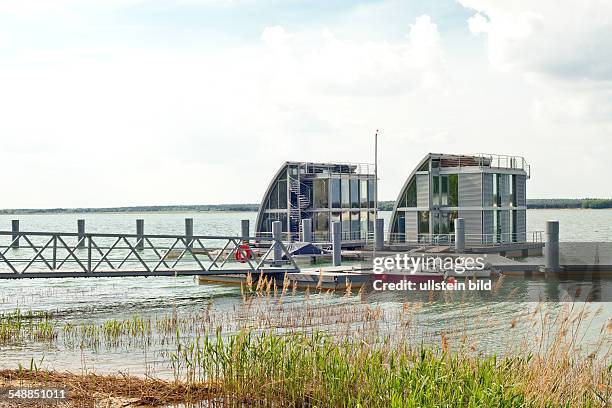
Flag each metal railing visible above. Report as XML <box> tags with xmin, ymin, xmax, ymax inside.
<box><xmin>299</xmin><ymin>162</ymin><xmax>376</xmax><ymax>176</ymax></box>
<box><xmin>387</xmin><ymin>231</ymin><xmax>543</xmax><ymax>247</ymax></box>
<box><xmin>0</xmin><ymin>231</ymin><xmax>300</xmax><ymax>279</ymax></box>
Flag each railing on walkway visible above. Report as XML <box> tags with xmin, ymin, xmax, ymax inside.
<box><xmin>387</xmin><ymin>231</ymin><xmax>544</xmax><ymax>248</ymax></box>
<box><xmin>0</xmin><ymin>231</ymin><xmax>300</xmax><ymax>279</ymax></box>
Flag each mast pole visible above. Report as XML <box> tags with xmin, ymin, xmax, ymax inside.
<box><xmin>373</xmin><ymin>129</ymin><xmax>379</xmax><ymax>258</ymax></box>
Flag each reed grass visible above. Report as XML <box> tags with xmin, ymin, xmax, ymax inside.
<box><xmin>0</xmin><ymin>279</ymin><xmax>610</xmax><ymax>407</ymax></box>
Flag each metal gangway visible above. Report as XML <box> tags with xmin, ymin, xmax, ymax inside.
<box><xmin>0</xmin><ymin>230</ymin><xmax>299</xmax><ymax>279</ymax></box>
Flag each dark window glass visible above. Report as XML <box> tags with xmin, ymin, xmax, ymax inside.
<box><xmin>269</xmin><ymin>183</ymin><xmax>279</xmax><ymax>209</ymax></box>
<box><xmin>360</xmin><ymin>210</ymin><xmax>368</xmax><ymax>238</ymax></box>
<box><xmin>314</xmin><ymin>212</ymin><xmax>329</xmax><ymax>241</ymax></box>
<box><xmin>406</xmin><ymin>179</ymin><xmax>417</xmax><ymax>207</ymax></box>
<box><xmin>278</xmin><ymin>213</ymin><xmax>288</xmax><ymax>232</ymax></box>
<box><xmin>331</xmin><ymin>179</ymin><xmax>341</xmax><ymax>208</ymax></box>
<box><xmin>350</xmin><ymin>179</ymin><xmax>359</xmax><ymax>209</ymax></box>
<box><xmin>433</xmin><ymin>212</ymin><xmax>440</xmax><ymax>235</ymax></box>
<box><xmin>440</xmin><ymin>176</ymin><xmax>448</xmax><ymax>205</ymax></box>
<box><xmin>510</xmin><ymin>175</ymin><xmax>517</xmax><ymax>207</ymax></box>
<box><xmin>448</xmin><ymin>174</ymin><xmax>458</xmax><ymax>206</ymax></box>
<box><xmin>493</xmin><ymin>174</ymin><xmax>501</xmax><ymax>207</ymax></box>
<box><xmin>341</xmin><ymin>179</ymin><xmax>350</xmax><ymax>207</ymax></box>
<box><xmin>261</xmin><ymin>213</ymin><xmax>271</xmax><ymax>233</ymax></box>
<box><xmin>331</xmin><ymin>212</ymin><xmax>341</xmax><ymax>238</ymax></box>
<box><xmin>277</xmin><ymin>179</ymin><xmax>287</xmax><ymax>209</ymax></box>
<box><xmin>360</xmin><ymin>180</ymin><xmax>368</xmax><ymax>208</ymax></box>
<box><xmin>341</xmin><ymin>211</ymin><xmax>350</xmax><ymax>239</ymax></box>
<box><xmin>313</xmin><ymin>179</ymin><xmax>329</xmax><ymax>209</ymax></box>
<box><xmin>368</xmin><ymin>179</ymin><xmax>376</xmax><ymax>208</ymax></box>
<box><xmin>351</xmin><ymin>211</ymin><xmax>360</xmax><ymax>239</ymax></box>
<box><xmin>418</xmin><ymin>211</ymin><xmax>429</xmax><ymax>236</ymax></box>
<box><xmin>433</xmin><ymin>175</ymin><xmax>440</xmax><ymax>206</ymax></box>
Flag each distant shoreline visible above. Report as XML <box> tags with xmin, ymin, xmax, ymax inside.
<box><xmin>0</xmin><ymin>199</ymin><xmax>611</xmax><ymax>215</ymax></box>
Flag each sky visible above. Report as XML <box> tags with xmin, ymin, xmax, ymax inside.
<box><xmin>1</xmin><ymin>0</ymin><xmax>611</xmax><ymax>208</ymax></box>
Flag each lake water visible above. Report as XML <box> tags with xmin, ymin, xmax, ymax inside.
<box><xmin>0</xmin><ymin>209</ymin><xmax>610</xmax><ymax>377</ymax></box>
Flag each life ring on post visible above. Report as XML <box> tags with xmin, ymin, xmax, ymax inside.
<box><xmin>235</xmin><ymin>243</ymin><xmax>254</xmax><ymax>263</ymax></box>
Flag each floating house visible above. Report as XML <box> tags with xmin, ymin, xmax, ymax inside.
<box><xmin>255</xmin><ymin>162</ymin><xmax>377</xmax><ymax>245</ymax></box>
<box><xmin>389</xmin><ymin>153</ymin><xmax>529</xmax><ymax>245</ymax></box>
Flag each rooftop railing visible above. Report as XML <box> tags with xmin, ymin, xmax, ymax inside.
<box><xmin>435</xmin><ymin>153</ymin><xmax>530</xmax><ymax>177</ymax></box>
<box><xmin>297</xmin><ymin>162</ymin><xmax>376</xmax><ymax>176</ymax></box>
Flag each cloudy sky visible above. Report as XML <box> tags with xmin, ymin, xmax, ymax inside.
<box><xmin>1</xmin><ymin>0</ymin><xmax>610</xmax><ymax>208</ymax></box>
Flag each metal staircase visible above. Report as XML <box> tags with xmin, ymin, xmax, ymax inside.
<box><xmin>288</xmin><ymin>176</ymin><xmax>312</xmax><ymax>240</ymax></box>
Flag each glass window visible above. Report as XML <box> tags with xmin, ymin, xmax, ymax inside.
<box><xmin>418</xmin><ymin>211</ymin><xmax>429</xmax><ymax>236</ymax></box>
<box><xmin>350</xmin><ymin>179</ymin><xmax>359</xmax><ymax>208</ymax></box>
<box><xmin>331</xmin><ymin>179</ymin><xmax>341</xmax><ymax>208</ymax></box>
<box><xmin>350</xmin><ymin>211</ymin><xmax>360</xmax><ymax>239</ymax></box>
<box><xmin>393</xmin><ymin>213</ymin><xmax>405</xmax><ymax>243</ymax></box>
<box><xmin>368</xmin><ymin>210</ymin><xmax>375</xmax><ymax>233</ymax></box>
<box><xmin>433</xmin><ymin>175</ymin><xmax>440</xmax><ymax>206</ymax></box>
<box><xmin>360</xmin><ymin>179</ymin><xmax>368</xmax><ymax>208</ymax></box>
<box><xmin>261</xmin><ymin>213</ymin><xmax>271</xmax><ymax>233</ymax></box>
<box><xmin>510</xmin><ymin>175</ymin><xmax>516</xmax><ymax>207</ymax></box>
<box><xmin>511</xmin><ymin>210</ymin><xmax>517</xmax><ymax>242</ymax></box>
<box><xmin>448</xmin><ymin>174</ymin><xmax>458</xmax><ymax>206</ymax></box>
<box><xmin>313</xmin><ymin>212</ymin><xmax>329</xmax><ymax>241</ymax></box>
<box><xmin>341</xmin><ymin>211</ymin><xmax>351</xmax><ymax>239</ymax></box>
<box><xmin>449</xmin><ymin>211</ymin><xmax>458</xmax><ymax>233</ymax></box>
<box><xmin>360</xmin><ymin>210</ymin><xmax>368</xmax><ymax>239</ymax></box>
<box><xmin>493</xmin><ymin>210</ymin><xmax>501</xmax><ymax>242</ymax></box>
<box><xmin>331</xmin><ymin>212</ymin><xmax>341</xmax><ymax>237</ymax></box>
<box><xmin>368</xmin><ymin>179</ymin><xmax>376</xmax><ymax>208</ymax></box>
<box><xmin>269</xmin><ymin>183</ymin><xmax>279</xmax><ymax>209</ymax></box>
<box><xmin>278</xmin><ymin>213</ymin><xmax>288</xmax><ymax>232</ymax></box>
<box><xmin>433</xmin><ymin>212</ymin><xmax>440</xmax><ymax>235</ymax></box>
<box><xmin>341</xmin><ymin>179</ymin><xmax>350</xmax><ymax>208</ymax></box>
<box><xmin>313</xmin><ymin>179</ymin><xmax>329</xmax><ymax>209</ymax></box>
<box><xmin>406</xmin><ymin>179</ymin><xmax>417</xmax><ymax>207</ymax></box>
<box><xmin>441</xmin><ymin>176</ymin><xmax>448</xmax><ymax>206</ymax></box>
<box><xmin>493</xmin><ymin>174</ymin><xmax>501</xmax><ymax>207</ymax></box>
<box><xmin>277</xmin><ymin>179</ymin><xmax>287</xmax><ymax>209</ymax></box>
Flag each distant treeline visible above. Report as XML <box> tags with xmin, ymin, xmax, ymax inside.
<box><xmin>526</xmin><ymin>199</ymin><xmax>612</xmax><ymax>209</ymax></box>
<box><xmin>0</xmin><ymin>199</ymin><xmax>610</xmax><ymax>215</ymax></box>
<box><xmin>0</xmin><ymin>204</ymin><xmax>260</xmax><ymax>215</ymax></box>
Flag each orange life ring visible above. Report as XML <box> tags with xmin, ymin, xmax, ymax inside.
<box><xmin>235</xmin><ymin>243</ymin><xmax>253</xmax><ymax>263</ymax></box>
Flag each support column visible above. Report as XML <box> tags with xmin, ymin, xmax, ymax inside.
<box><xmin>332</xmin><ymin>221</ymin><xmax>341</xmax><ymax>266</ymax></box>
<box><xmin>185</xmin><ymin>218</ymin><xmax>194</xmax><ymax>248</ymax></box>
<box><xmin>10</xmin><ymin>220</ymin><xmax>19</xmax><ymax>248</ymax></box>
<box><xmin>272</xmin><ymin>220</ymin><xmax>282</xmax><ymax>266</ymax></box>
<box><xmin>241</xmin><ymin>219</ymin><xmax>250</xmax><ymax>242</ymax></box>
<box><xmin>454</xmin><ymin>218</ymin><xmax>465</xmax><ymax>253</ymax></box>
<box><xmin>544</xmin><ymin>220</ymin><xmax>560</xmax><ymax>272</ymax></box>
<box><xmin>301</xmin><ymin>218</ymin><xmax>312</xmax><ymax>243</ymax></box>
<box><xmin>375</xmin><ymin>218</ymin><xmax>384</xmax><ymax>251</ymax></box>
<box><xmin>136</xmin><ymin>219</ymin><xmax>144</xmax><ymax>250</ymax></box>
<box><xmin>77</xmin><ymin>219</ymin><xmax>86</xmax><ymax>249</ymax></box>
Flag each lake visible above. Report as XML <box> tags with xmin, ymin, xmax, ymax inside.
<box><xmin>0</xmin><ymin>209</ymin><xmax>610</xmax><ymax>377</ymax></box>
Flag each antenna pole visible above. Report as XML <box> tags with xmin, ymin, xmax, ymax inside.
<box><xmin>373</xmin><ymin>129</ymin><xmax>379</xmax><ymax>259</ymax></box>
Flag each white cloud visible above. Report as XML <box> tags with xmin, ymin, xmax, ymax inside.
<box><xmin>459</xmin><ymin>0</ymin><xmax>612</xmax><ymax>81</ymax></box>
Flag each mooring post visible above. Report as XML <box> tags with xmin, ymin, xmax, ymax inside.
<box><xmin>136</xmin><ymin>219</ymin><xmax>144</xmax><ymax>250</ymax></box>
<box><xmin>301</xmin><ymin>218</ymin><xmax>312</xmax><ymax>243</ymax></box>
<box><xmin>241</xmin><ymin>219</ymin><xmax>250</xmax><ymax>242</ymax></box>
<box><xmin>375</xmin><ymin>218</ymin><xmax>384</xmax><ymax>251</ymax></box>
<box><xmin>544</xmin><ymin>220</ymin><xmax>560</xmax><ymax>273</ymax></box>
<box><xmin>77</xmin><ymin>219</ymin><xmax>86</xmax><ymax>249</ymax></box>
<box><xmin>332</xmin><ymin>221</ymin><xmax>341</xmax><ymax>266</ymax></box>
<box><xmin>454</xmin><ymin>218</ymin><xmax>465</xmax><ymax>253</ymax></box>
<box><xmin>272</xmin><ymin>220</ymin><xmax>282</xmax><ymax>266</ymax></box>
<box><xmin>185</xmin><ymin>218</ymin><xmax>194</xmax><ymax>248</ymax></box>
<box><xmin>10</xmin><ymin>220</ymin><xmax>19</xmax><ymax>248</ymax></box>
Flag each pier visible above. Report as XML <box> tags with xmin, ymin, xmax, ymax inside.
<box><xmin>0</xmin><ymin>219</ymin><xmax>300</xmax><ymax>279</ymax></box>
